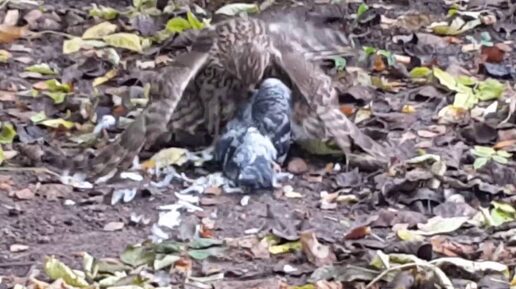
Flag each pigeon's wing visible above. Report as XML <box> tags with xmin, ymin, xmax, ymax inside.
<box><xmin>270</xmin><ymin>44</ymin><xmax>389</xmax><ymax>166</ymax></box>
<box><xmin>87</xmin><ymin>30</ymin><xmax>215</xmax><ymax>178</ymax></box>
<box><xmin>251</xmin><ymin>78</ymin><xmax>293</xmax><ymax>163</ymax></box>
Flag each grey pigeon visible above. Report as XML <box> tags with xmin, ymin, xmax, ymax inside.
<box><xmin>214</xmin><ymin>78</ymin><xmax>293</xmax><ymax>190</ymax></box>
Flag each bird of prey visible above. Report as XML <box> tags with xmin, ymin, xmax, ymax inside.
<box><xmin>214</xmin><ymin>78</ymin><xmax>292</xmax><ymax>189</ymax></box>
<box><xmin>76</xmin><ymin>8</ymin><xmax>389</xmax><ymax>180</ymax></box>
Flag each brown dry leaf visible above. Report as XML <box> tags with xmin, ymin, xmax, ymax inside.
<box><xmin>493</xmin><ymin>139</ymin><xmax>516</xmax><ymax>149</ymax></box>
<box><xmin>481</xmin><ymin>46</ymin><xmax>505</xmax><ymax>63</ymax></box>
<box><xmin>174</xmin><ymin>257</ymin><xmax>192</xmax><ymax>275</ymax></box>
<box><xmin>287</xmin><ymin>157</ymin><xmax>308</xmax><ymax>174</ymax></box>
<box><xmin>430</xmin><ymin>236</ymin><xmax>476</xmax><ymax>258</ymax></box>
<box><xmin>315</xmin><ymin>280</ymin><xmax>343</xmax><ymax>289</ymax></box>
<box><xmin>299</xmin><ymin>230</ymin><xmax>336</xmax><ymax>267</ymax></box>
<box><xmin>372</xmin><ymin>54</ymin><xmax>386</xmax><ymax>72</ymax></box>
<box><xmin>0</xmin><ymin>90</ymin><xmax>16</xmax><ymax>102</ymax></box>
<box><xmin>37</xmin><ymin>184</ymin><xmax>73</xmax><ymax>200</ymax></box>
<box><xmin>344</xmin><ymin>225</ymin><xmax>371</xmax><ymax>240</ymax></box>
<box><xmin>0</xmin><ymin>24</ymin><xmax>28</xmax><ymax>44</ymax></box>
<box><xmin>11</xmin><ymin>188</ymin><xmax>35</xmax><ymax>200</ymax></box>
<box><xmin>103</xmin><ymin>221</ymin><xmax>124</xmax><ymax>231</ymax></box>
<box><xmin>250</xmin><ymin>237</ymin><xmax>270</xmax><ymax>259</ymax></box>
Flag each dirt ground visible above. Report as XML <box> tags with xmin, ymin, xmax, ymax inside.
<box><xmin>0</xmin><ymin>0</ymin><xmax>515</xmax><ymax>288</ymax></box>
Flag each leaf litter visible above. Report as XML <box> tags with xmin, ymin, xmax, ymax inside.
<box><xmin>0</xmin><ymin>0</ymin><xmax>515</xmax><ymax>289</ymax></box>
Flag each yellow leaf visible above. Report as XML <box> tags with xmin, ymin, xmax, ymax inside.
<box><xmin>149</xmin><ymin>147</ymin><xmax>189</xmax><ymax>169</ymax></box>
<box><xmin>63</xmin><ymin>37</ymin><xmax>82</xmax><ymax>54</ymax></box>
<box><xmin>269</xmin><ymin>241</ymin><xmax>302</xmax><ymax>255</ymax></box>
<box><xmin>432</xmin><ymin>66</ymin><xmax>457</xmax><ymax>91</ymax></box>
<box><xmin>92</xmin><ymin>69</ymin><xmax>118</xmax><ymax>86</ymax></box>
<box><xmin>103</xmin><ymin>33</ymin><xmax>142</xmax><ymax>53</ymax></box>
<box><xmin>82</xmin><ymin>21</ymin><xmax>117</xmax><ymax>39</ymax></box>
<box><xmin>39</xmin><ymin>118</ymin><xmax>75</xmax><ymax>129</ymax></box>
<box><xmin>44</xmin><ymin>256</ymin><xmax>89</xmax><ymax>287</ymax></box>
<box><xmin>0</xmin><ymin>49</ymin><xmax>12</xmax><ymax>62</ymax></box>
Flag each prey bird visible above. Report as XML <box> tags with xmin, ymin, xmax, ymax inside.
<box><xmin>77</xmin><ymin>8</ymin><xmax>390</xmax><ymax>180</ymax></box>
<box><xmin>214</xmin><ymin>78</ymin><xmax>292</xmax><ymax>189</ymax></box>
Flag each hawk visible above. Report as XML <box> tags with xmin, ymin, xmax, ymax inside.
<box><xmin>77</xmin><ymin>8</ymin><xmax>389</xmax><ymax>179</ymax></box>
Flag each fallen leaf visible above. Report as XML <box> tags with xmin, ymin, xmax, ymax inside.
<box><xmin>39</xmin><ymin>118</ymin><xmax>75</xmax><ymax>129</ymax></box>
<box><xmin>82</xmin><ymin>21</ymin><xmax>117</xmax><ymax>39</ymax></box>
<box><xmin>103</xmin><ymin>221</ymin><xmax>125</xmax><ymax>231</ymax></box>
<box><xmin>417</xmin><ymin>216</ymin><xmax>469</xmax><ymax>235</ymax></box>
<box><xmin>0</xmin><ymin>122</ymin><xmax>17</xmax><ymax>144</ymax></box>
<box><xmin>103</xmin><ymin>33</ymin><xmax>142</xmax><ymax>52</ymax></box>
<box><xmin>300</xmin><ymin>231</ymin><xmax>336</xmax><ymax>267</ymax></box>
<box><xmin>44</xmin><ymin>256</ymin><xmax>89</xmax><ymax>287</ymax></box>
<box><xmin>344</xmin><ymin>225</ymin><xmax>371</xmax><ymax>240</ymax></box>
<box><xmin>146</xmin><ymin>147</ymin><xmax>189</xmax><ymax>169</ymax></box>
<box><xmin>12</xmin><ymin>188</ymin><xmax>35</xmax><ymax>200</ymax></box>
<box><xmin>25</xmin><ymin>63</ymin><xmax>57</xmax><ymax>75</ymax></box>
<box><xmin>10</xmin><ymin>244</ymin><xmax>29</xmax><ymax>252</ymax></box>
<box><xmin>89</xmin><ymin>4</ymin><xmax>119</xmax><ymax>20</ymax></box>
<box><xmin>92</xmin><ymin>69</ymin><xmax>118</xmax><ymax>86</ymax></box>
<box><xmin>0</xmin><ymin>49</ymin><xmax>12</xmax><ymax>62</ymax></box>
<box><xmin>215</xmin><ymin>3</ymin><xmax>259</xmax><ymax>16</ymax></box>
<box><xmin>0</xmin><ymin>24</ymin><xmax>28</xmax><ymax>44</ymax></box>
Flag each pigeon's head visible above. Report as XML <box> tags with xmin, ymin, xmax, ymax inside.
<box><xmin>237</xmin><ymin>155</ymin><xmax>274</xmax><ymax>190</ymax></box>
<box><xmin>259</xmin><ymin>78</ymin><xmax>292</xmax><ymax>100</ymax></box>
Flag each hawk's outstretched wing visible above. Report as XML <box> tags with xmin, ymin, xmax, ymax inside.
<box><xmin>270</xmin><ymin>44</ymin><xmax>389</xmax><ymax>168</ymax></box>
<box><xmin>87</xmin><ymin>30</ymin><xmax>215</xmax><ymax>178</ymax></box>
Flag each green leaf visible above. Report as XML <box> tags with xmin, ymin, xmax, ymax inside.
<box><xmin>0</xmin><ymin>122</ymin><xmax>16</xmax><ymax>144</ymax></box>
<box><xmin>82</xmin><ymin>21</ymin><xmax>118</xmax><ymax>39</ymax></box>
<box><xmin>473</xmin><ymin>157</ymin><xmax>489</xmax><ymax>170</ymax></box>
<box><xmin>25</xmin><ymin>63</ymin><xmax>57</xmax><ymax>75</ymax></box>
<box><xmin>89</xmin><ymin>5</ymin><xmax>119</xmax><ymax>20</ymax></box>
<box><xmin>357</xmin><ymin>3</ymin><xmax>369</xmax><ymax>17</ymax></box>
<box><xmin>45</xmin><ymin>79</ymin><xmax>72</xmax><ymax>92</ymax></box>
<box><xmin>363</xmin><ymin>46</ymin><xmax>376</xmax><ymax>56</ymax></box>
<box><xmin>332</xmin><ymin>56</ymin><xmax>346</xmax><ymax>71</ymax></box>
<box><xmin>495</xmin><ymin>150</ymin><xmax>512</xmax><ymax>158</ymax></box>
<box><xmin>188</xmin><ymin>238</ymin><xmax>224</xmax><ymax>249</ymax></box>
<box><xmin>472</xmin><ymin>146</ymin><xmax>496</xmax><ymax>157</ymax></box>
<box><xmin>165</xmin><ymin>17</ymin><xmax>192</xmax><ymax>33</ymax></box>
<box><xmin>409</xmin><ymin>67</ymin><xmax>432</xmax><ymax>78</ymax></box>
<box><xmin>103</xmin><ymin>33</ymin><xmax>143</xmax><ymax>53</ymax></box>
<box><xmin>63</xmin><ymin>37</ymin><xmax>82</xmax><ymax>54</ymax></box>
<box><xmin>43</xmin><ymin>91</ymin><xmax>67</xmax><ymax>104</ymax></box>
<box><xmin>432</xmin><ymin>66</ymin><xmax>456</xmax><ymax>91</ymax></box>
<box><xmin>187</xmin><ymin>11</ymin><xmax>205</xmax><ymax>30</ymax></box>
<box><xmin>0</xmin><ymin>147</ymin><xmax>4</xmax><ymax>165</ymax></box>
<box><xmin>154</xmin><ymin>240</ymin><xmax>185</xmax><ymax>254</ymax></box>
<box><xmin>30</xmin><ymin>111</ymin><xmax>47</xmax><ymax>123</ymax></box>
<box><xmin>453</xmin><ymin>89</ymin><xmax>477</xmax><ymax>109</ymax></box>
<box><xmin>188</xmin><ymin>247</ymin><xmax>226</xmax><ymax>260</ymax></box>
<box><xmin>44</xmin><ymin>256</ymin><xmax>89</xmax><ymax>287</ymax></box>
<box><xmin>120</xmin><ymin>245</ymin><xmax>155</xmax><ymax>267</ymax></box>
<box><xmin>456</xmin><ymin>75</ymin><xmax>477</xmax><ymax>86</ymax></box>
<box><xmin>154</xmin><ymin>254</ymin><xmax>181</xmax><ymax>270</ymax></box>
<box><xmin>476</xmin><ymin>78</ymin><xmax>504</xmax><ymax>101</ymax></box>
<box><xmin>417</xmin><ymin>216</ymin><xmax>469</xmax><ymax>236</ymax></box>
<box><xmin>215</xmin><ymin>3</ymin><xmax>259</xmax><ymax>16</ymax></box>
<box><xmin>492</xmin><ymin>201</ymin><xmax>516</xmax><ymax>214</ymax></box>
<box><xmin>492</xmin><ymin>155</ymin><xmax>508</xmax><ymax>164</ymax></box>
<box><xmin>133</xmin><ymin>0</ymin><xmax>154</xmax><ymax>9</ymax></box>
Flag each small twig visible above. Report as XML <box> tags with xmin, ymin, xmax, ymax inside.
<box><xmin>0</xmin><ymin>166</ymin><xmax>61</xmax><ymax>177</ymax></box>
<box><xmin>27</xmin><ymin>30</ymin><xmax>75</xmax><ymax>40</ymax></box>
<box><xmin>365</xmin><ymin>263</ymin><xmax>419</xmax><ymax>289</ymax></box>
<box><xmin>0</xmin><ymin>261</ymin><xmax>34</xmax><ymax>268</ymax></box>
